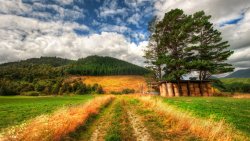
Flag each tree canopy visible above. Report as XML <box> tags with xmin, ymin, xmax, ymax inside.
<box><xmin>144</xmin><ymin>9</ymin><xmax>234</xmax><ymax>82</ymax></box>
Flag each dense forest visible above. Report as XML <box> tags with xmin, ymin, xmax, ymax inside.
<box><xmin>66</xmin><ymin>56</ymin><xmax>149</xmax><ymax>75</ymax></box>
<box><xmin>0</xmin><ymin>56</ymin><xmax>149</xmax><ymax>96</ymax></box>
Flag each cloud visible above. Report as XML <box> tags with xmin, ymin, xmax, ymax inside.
<box><xmin>98</xmin><ymin>0</ymin><xmax>127</xmax><ymax>17</ymax></box>
<box><xmin>0</xmin><ymin>14</ymin><xmax>145</xmax><ymax>66</ymax></box>
<box><xmin>127</xmin><ymin>13</ymin><xmax>141</xmax><ymax>26</ymax></box>
<box><xmin>0</xmin><ymin>0</ymin><xmax>32</xmax><ymax>15</ymax></box>
<box><xmin>56</xmin><ymin>0</ymin><xmax>74</xmax><ymax>5</ymax></box>
<box><xmin>0</xmin><ymin>1</ymin><xmax>85</xmax><ymax>23</ymax></box>
<box><xmin>100</xmin><ymin>24</ymin><xmax>131</xmax><ymax>33</ymax></box>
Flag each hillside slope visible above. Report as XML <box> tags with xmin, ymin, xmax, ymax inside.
<box><xmin>225</xmin><ymin>68</ymin><xmax>250</xmax><ymax>78</ymax></box>
<box><xmin>68</xmin><ymin>75</ymin><xmax>148</xmax><ymax>93</ymax></box>
<box><xmin>66</xmin><ymin>55</ymin><xmax>149</xmax><ymax>75</ymax></box>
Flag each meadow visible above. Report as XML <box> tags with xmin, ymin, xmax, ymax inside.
<box><xmin>214</xmin><ymin>78</ymin><xmax>250</xmax><ymax>93</ymax></box>
<box><xmin>0</xmin><ymin>95</ymin><xmax>94</xmax><ymax>130</ymax></box>
<box><xmin>220</xmin><ymin>78</ymin><xmax>250</xmax><ymax>84</ymax></box>
<box><xmin>0</xmin><ymin>95</ymin><xmax>249</xmax><ymax>141</ymax></box>
<box><xmin>163</xmin><ymin>97</ymin><xmax>250</xmax><ymax>136</ymax></box>
<box><xmin>68</xmin><ymin>75</ymin><xmax>147</xmax><ymax>93</ymax></box>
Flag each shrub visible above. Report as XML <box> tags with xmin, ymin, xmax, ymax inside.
<box><xmin>110</xmin><ymin>88</ymin><xmax>135</xmax><ymax>94</ymax></box>
<box><xmin>110</xmin><ymin>91</ymin><xmax>122</xmax><ymax>95</ymax></box>
<box><xmin>21</xmin><ymin>91</ymin><xmax>40</xmax><ymax>96</ymax></box>
<box><xmin>122</xmin><ymin>88</ymin><xmax>135</xmax><ymax>94</ymax></box>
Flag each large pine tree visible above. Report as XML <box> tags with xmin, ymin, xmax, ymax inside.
<box><xmin>189</xmin><ymin>11</ymin><xmax>234</xmax><ymax>80</ymax></box>
<box><xmin>157</xmin><ymin>9</ymin><xmax>193</xmax><ymax>81</ymax></box>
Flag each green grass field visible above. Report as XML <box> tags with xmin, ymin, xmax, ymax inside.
<box><xmin>163</xmin><ymin>97</ymin><xmax>250</xmax><ymax>135</ymax></box>
<box><xmin>220</xmin><ymin>78</ymin><xmax>250</xmax><ymax>84</ymax></box>
<box><xmin>0</xmin><ymin>95</ymin><xmax>94</xmax><ymax>130</ymax></box>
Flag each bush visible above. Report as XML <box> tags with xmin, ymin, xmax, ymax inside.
<box><xmin>121</xmin><ymin>88</ymin><xmax>135</xmax><ymax>94</ymax></box>
<box><xmin>110</xmin><ymin>91</ymin><xmax>122</xmax><ymax>95</ymax></box>
<box><xmin>21</xmin><ymin>91</ymin><xmax>40</xmax><ymax>96</ymax></box>
<box><xmin>110</xmin><ymin>88</ymin><xmax>135</xmax><ymax>94</ymax></box>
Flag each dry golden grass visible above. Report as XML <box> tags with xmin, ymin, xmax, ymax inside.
<box><xmin>232</xmin><ymin>94</ymin><xmax>250</xmax><ymax>99</ymax></box>
<box><xmin>136</xmin><ymin>95</ymin><xmax>248</xmax><ymax>141</ymax></box>
<box><xmin>0</xmin><ymin>95</ymin><xmax>115</xmax><ymax>141</ymax></box>
<box><xmin>68</xmin><ymin>75</ymin><xmax>148</xmax><ymax>93</ymax></box>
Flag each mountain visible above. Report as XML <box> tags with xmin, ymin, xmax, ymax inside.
<box><xmin>66</xmin><ymin>55</ymin><xmax>149</xmax><ymax>75</ymax></box>
<box><xmin>225</xmin><ymin>68</ymin><xmax>250</xmax><ymax>78</ymax></box>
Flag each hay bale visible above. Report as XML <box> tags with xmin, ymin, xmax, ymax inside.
<box><xmin>201</xmin><ymin>83</ymin><xmax>209</xmax><ymax>96</ymax></box>
<box><xmin>167</xmin><ymin>83</ymin><xmax>174</xmax><ymax>97</ymax></box>
<box><xmin>194</xmin><ymin>83</ymin><xmax>201</xmax><ymax>96</ymax></box>
<box><xmin>159</xmin><ymin>84</ymin><xmax>163</xmax><ymax>96</ymax></box>
<box><xmin>188</xmin><ymin>83</ymin><xmax>195</xmax><ymax>96</ymax></box>
<box><xmin>181</xmin><ymin>83</ymin><xmax>188</xmax><ymax>96</ymax></box>
<box><xmin>165</xmin><ymin>82</ymin><xmax>169</xmax><ymax>96</ymax></box>
<box><xmin>207</xmin><ymin>83</ymin><xmax>213</xmax><ymax>96</ymax></box>
<box><xmin>162</xmin><ymin>83</ymin><xmax>167</xmax><ymax>97</ymax></box>
<box><xmin>173</xmin><ymin>84</ymin><xmax>180</xmax><ymax>97</ymax></box>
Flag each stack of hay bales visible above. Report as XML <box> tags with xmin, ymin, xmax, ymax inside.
<box><xmin>158</xmin><ymin>80</ymin><xmax>213</xmax><ymax>97</ymax></box>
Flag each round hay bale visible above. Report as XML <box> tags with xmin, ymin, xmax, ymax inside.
<box><xmin>159</xmin><ymin>84</ymin><xmax>163</xmax><ymax>96</ymax></box>
<box><xmin>162</xmin><ymin>83</ymin><xmax>167</xmax><ymax>97</ymax></box>
<box><xmin>173</xmin><ymin>84</ymin><xmax>180</xmax><ymax>97</ymax></box>
<box><xmin>167</xmin><ymin>83</ymin><xmax>174</xmax><ymax>97</ymax></box>
<box><xmin>181</xmin><ymin>83</ymin><xmax>188</xmax><ymax>96</ymax></box>
<box><xmin>194</xmin><ymin>83</ymin><xmax>201</xmax><ymax>96</ymax></box>
<box><xmin>188</xmin><ymin>83</ymin><xmax>195</xmax><ymax>96</ymax></box>
<box><xmin>201</xmin><ymin>83</ymin><xmax>209</xmax><ymax>96</ymax></box>
<box><xmin>207</xmin><ymin>83</ymin><xmax>213</xmax><ymax>96</ymax></box>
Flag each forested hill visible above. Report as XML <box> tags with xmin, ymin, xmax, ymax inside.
<box><xmin>0</xmin><ymin>56</ymin><xmax>149</xmax><ymax>78</ymax></box>
<box><xmin>66</xmin><ymin>55</ymin><xmax>149</xmax><ymax>75</ymax></box>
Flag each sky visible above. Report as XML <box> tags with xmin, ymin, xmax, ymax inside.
<box><xmin>0</xmin><ymin>0</ymin><xmax>250</xmax><ymax>71</ymax></box>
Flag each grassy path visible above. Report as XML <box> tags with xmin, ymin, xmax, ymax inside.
<box><xmin>125</xmin><ymin>97</ymin><xmax>200</xmax><ymax>141</ymax></box>
<box><xmin>74</xmin><ymin>96</ymin><xmax>200</xmax><ymax>141</ymax></box>
<box><xmin>66</xmin><ymin>98</ymin><xmax>116</xmax><ymax>141</ymax></box>
<box><xmin>66</xmin><ymin>97</ymin><xmax>136</xmax><ymax>141</ymax></box>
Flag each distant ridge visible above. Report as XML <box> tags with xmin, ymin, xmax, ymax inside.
<box><xmin>225</xmin><ymin>68</ymin><xmax>250</xmax><ymax>78</ymax></box>
<box><xmin>0</xmin><ymin>57</ymin><xmax>73</xmax><ymax>67</ymax></box>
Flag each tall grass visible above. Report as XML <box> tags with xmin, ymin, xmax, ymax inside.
<box><xmin>137</xmin><ymin>95</ymin><xmax>248</xmax><ymax>141</ymax></box>
<box><xmin>0</xmin><ymin>95</ymin><xmax>115</xmax><ymax>141</ymax></box>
